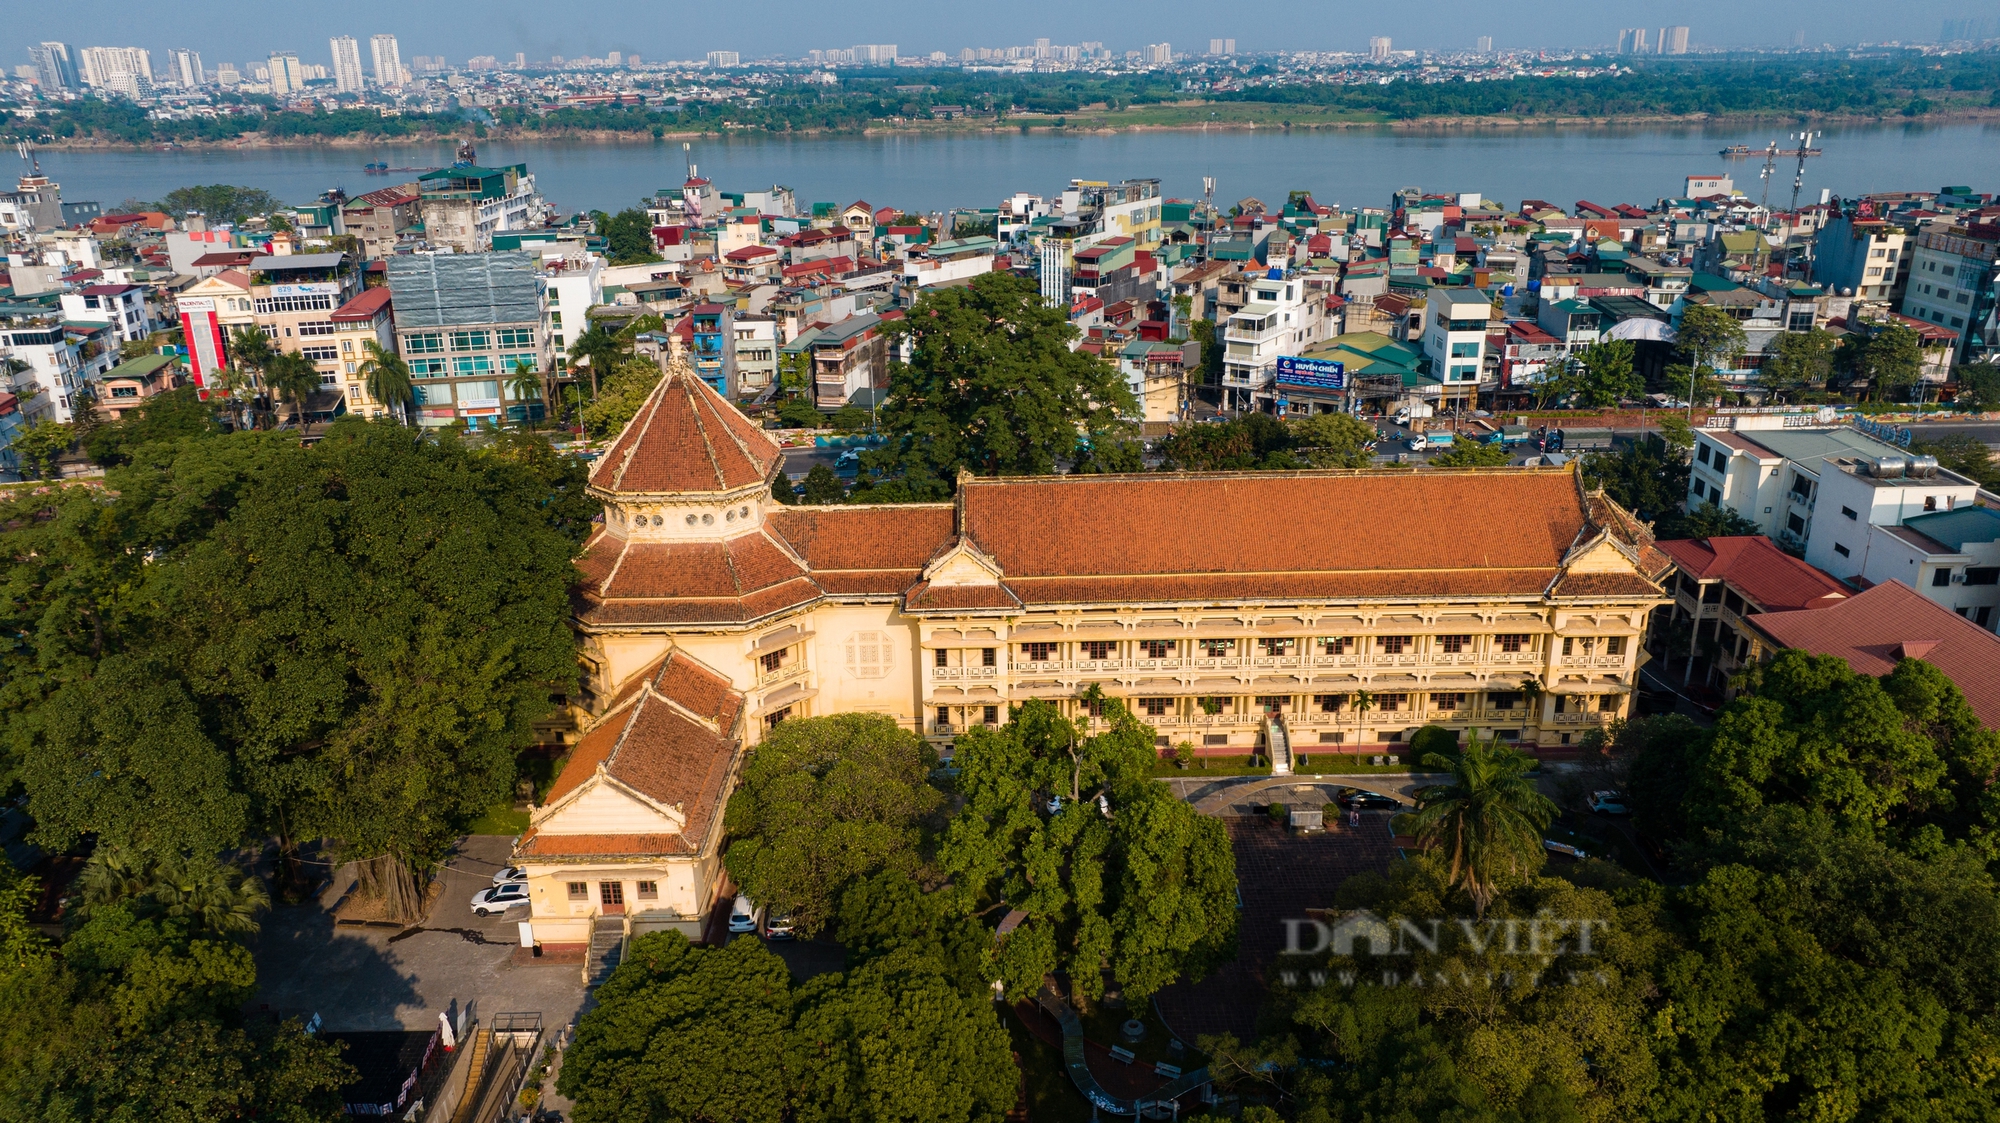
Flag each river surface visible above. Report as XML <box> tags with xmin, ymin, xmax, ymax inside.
<box><xmin>33</xmin><ymin>121</ymin><xmax>2000</xmax><ymax>217</ymax></box>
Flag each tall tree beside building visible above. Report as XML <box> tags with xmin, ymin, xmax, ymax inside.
<box><xmin>588</xmin><ymin>208</ymin><xmax>661</xmax><ymax>265</ymax></box>
<box><xmin>1860</xmin><ymin>323</ymin><xmax>1925</xmax><ymax>401</ymax></box>
<box><xmin>1</xmin><ymin>422</ymin><xmax>584</xmax><ymax>921</ymax></box>
<box><xmin>861</xmin><ymin>272</ymin><xmax>1139</xmax><ymax>501</ymax></box>
<box><xmin>1561</xmin><ymin>339</ymin><xmax>1643</xmax><ymax>408</ymax></box>
<box><xmin>721</xmin><ymin>714</ymin><xmax>944</xmax><ymax>938</ymax></box>
<box><xmin>1759</xmin><ymin>328</ymin><xmax>1838</xmax><ymax>402</ymax></box>
<box><xmin>940</xmin><ymin>697</ymin><xmax>1237</xmax><ymax>1003</ymax></box>
<box><xmin>1673</xmin><ymin>304</ymin><xmax>1748</xmax><ymax>380</ymax></box>
<box><xmin>356</xmin><ymin>339</ymin><xmax>414</xmax><ymax>423</ymax></box>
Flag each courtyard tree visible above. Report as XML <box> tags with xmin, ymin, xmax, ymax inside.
<box><xmin>1407</xmin><ymin>731</ymin><xmax>1557</xmax><ymax>916</ymax></box>
<box><xmin>721</xmin><ymin>714</ymin><xmax>945</xmax><ymax>938</ymax></box>
<box><xmin>940</xmin><ymin>697</ymin><xmax>1237</xmax><ymax>1003</ymax></box>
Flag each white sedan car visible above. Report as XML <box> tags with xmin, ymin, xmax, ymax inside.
<box><xmin>491</xmin><ymin>865</ymin><xmax>528</xmax><ymax>887</ymax></box>
<box><xmin>471</xmin><ymin>883</ymin><xmax>530</xmax><ymax>917</ymax></box>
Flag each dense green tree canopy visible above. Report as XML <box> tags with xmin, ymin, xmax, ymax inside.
<box><xmin>940</xmin><ymin>697</ymin><xmax>1238</xmax><ymax>1001</ymax></box>
<box><xmin>0</xmin><ymin>875</ymin><xmax>349</xmax><ymax>1123</ymax></box>
<box><xmin>0</xmin><ymin>421</ymin><xmax>589</xmax><ymax>915</ymax></box>
<box><xmin>560</xmin><ymin>924</ymin><xmax>1016</xmax><ymax>1123</ymax></box>
<box><xmin>1429</xmin><ymin>436</ymin><xmax>1513</xmax><ymax>467</ymax></box>
<box><xmin>859</xmin><ymin>272</ymin><xmax>1138</xmax><ymax>501</ymax></box>
<box><xmin>1156</xmin><ymin>411</ymin><xmax>1375</xmax><ymax>471</ymax></box>
<box><xmin>722</xmin><ymin>714</ymin><xmax>945</xmax><ymax>937</ymax></box>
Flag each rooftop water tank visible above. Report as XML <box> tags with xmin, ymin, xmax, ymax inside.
<box><xmin>1868</xmin><ymin>455</ymin><xmax>1906</xmax><ymax>479</ymax></box>
<box><xmin>1907</xmin><ymin>455</ymin><xmax>1939</xmax><ymax>479</ymax></box>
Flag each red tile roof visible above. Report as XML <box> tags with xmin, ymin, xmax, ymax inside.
<box><xmin>574</xmin><ymin>466</ymin><xmax>1669</xmax><ymax>625</ymax></box>
<box><xmin>1748</xmin><ymin>580</ymin><xmax>2000</xmax><ymax>728</ymax></box>
<box><xmin>958</xmin><ymin>471</ymin><xmax>1589</xmax><ymax>580</ymax></box>
<box><xmin>588</xmin><ymin>357</ymin><xmax>781</xmax><ymax>494</ymax></box>
<box><xmin>528</xmin><ymin>650</ymin><xmax>742</xmax><ymax>857</ymax></box>
<box><xmin>1655</xmin><ymin>536</ymin><xmax>1849</xmax><ymax>612</ymax></box>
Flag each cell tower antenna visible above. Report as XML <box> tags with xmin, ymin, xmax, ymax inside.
<box><xmin>1788</xmin><ymin>129</ymin><xmax>1819</xmax><ymax>213</ymax></box>
<box><xmin>1758</xmin><ymin>141</ymin><xmax>1779</xmax><ymax>210</ymax></box>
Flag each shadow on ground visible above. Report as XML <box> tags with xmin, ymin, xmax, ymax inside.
<box><xmin>1154</xmin><ymin>814</ymin><xmax>1399</xmax><ymax>1042</ymax></box>
<box><xmin>253</xmin><ymin>835</ymin><xmax>588</xmax><ymax>1036</ymax></box>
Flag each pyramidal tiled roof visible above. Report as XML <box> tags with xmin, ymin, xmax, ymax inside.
<box><xmin>588</xmin><ymin>352</ymin><xmax>781</xmax><ymax>495</ymax></box>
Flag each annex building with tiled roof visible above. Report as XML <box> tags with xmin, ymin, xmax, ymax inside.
<box><xmin>527</xmin><ymin>344</ymin><xmax>1679</xmax><ymax>943</ymax></box>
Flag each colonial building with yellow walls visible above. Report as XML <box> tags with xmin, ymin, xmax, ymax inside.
<box><xmin>514</xmin><ymin>349</ymin><xmax>1675</xmax><ymax>947</ymax></box>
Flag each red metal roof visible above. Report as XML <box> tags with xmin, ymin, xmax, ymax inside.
<box><xmin>1749</xmin><ymin>579</ymin><xmax>2000</xmax><ymax>728</ymax></box>
<box><xmin>1655</xmin><ymin>535</ymin><xmax>1850</xmax><ymax>612</ymax></box>
<box><xmin>331</xmin><ymin>287</ymin><xmax>392</xmax><ymax>322</ymax></box>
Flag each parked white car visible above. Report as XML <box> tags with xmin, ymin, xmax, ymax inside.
<box><xmin>471</xmin><ymin>883</ymin><xmax>530</xmax><ymax>917</ymax></box>
<box><xmin>491</xmin><ymin>865</ymin><xmax>528</xmax><ymax>887</ymax></box>
<box><xmin>728</xmin><ymin>894</ymin><xmax>763</xmax><ymax>935</ymax></box>
<box><xmin>764</xmin><ymin>910</ymin><xmax>797</xmax><ymax>940</ymax></box>
<box><xmin>1589</xmin><ymin>791</ymin><xmax>1630</xmax><ymax>815</ymax></box>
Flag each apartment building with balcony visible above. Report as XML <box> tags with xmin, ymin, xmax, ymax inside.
<box><xmin>59</xmin><ymin>283</ymin><xmax>154</xmax><ymax>345</ymax></box>
<box><xmin>1221</xmin><ymin>269</ymin><xmax>1336</xmax><ymax>412</ymax></box>
<box><xmin>732</xmin><ymin>314</ymin><xmax>778</xmax><ymax>397</ymax></box>
<box><xmin>1814</xmin><ymin>214</ymin><xmax>1909</xmax><ymax>305</ymax></box>
<box><xmin>569</xmin><ymin>358</ymin><xmax>1676</xmax><ymax>778</ymax></box>
<box><xmin>1</xmin><ymin>316</ymin><xmax>117</xmax><ymax>424</ymax></box>
<box><xmin>328</xmin><ymin>288</ymin><xmax>397</xmax><ymax>419</ymax></box>
<box><xmin>1684</xmin><ymin>417</ymin><xmax>1950</xmax><ymax>551</ymax></box>
<box><xmin>1426</xmin><ymin>287</ymin><xmax>1497</xmax><ymax>404</ymax></box>
<box><xmin>687</xmin><ymin>304</ymin><xmax>737</xmax><ymax>399</ymax></box>
<box><xmin>809</xmin><ymin>311</ymin><xmax>886</xmax><ymax>410</ymax></box>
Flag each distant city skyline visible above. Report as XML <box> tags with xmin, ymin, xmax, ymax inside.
<box><xmin>8</xmin><ymin>0</ymin><xmax>1991</xmax><ymax>69</ymax></box>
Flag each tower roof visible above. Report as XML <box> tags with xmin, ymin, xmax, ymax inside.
<box><xmin>589</xmin><ymin>351</ymin><xmax>782</xmax><ymax>495</ymax></box>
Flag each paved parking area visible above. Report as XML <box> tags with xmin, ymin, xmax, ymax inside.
<box><xmin>1154</xmin><ymin>814</ymin><xmax>1399</xmax><ymax>1043</ymax></box>
<box><xmin>253</xmin><ymin>836</ymin><xmax>588</xmax><ymax>1035</ymax></box>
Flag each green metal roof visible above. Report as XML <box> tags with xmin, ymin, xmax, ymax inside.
<box><xmin>1900</xmin><ymin>507</ymin><xmax>2000</xmax><ymax>551</ymax></box>
<box><xmin>104</xmin><ymin>353</ymin><xmax>175</xmax><ymax>379</ymax></box>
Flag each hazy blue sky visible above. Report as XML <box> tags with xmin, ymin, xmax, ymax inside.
<box><xmin>11</xmin><ymin>1</ymin><xmax>1989</xmax><ymax>67</ymax></box>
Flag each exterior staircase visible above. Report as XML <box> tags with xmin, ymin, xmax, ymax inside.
<box><xmin>446</xmin><ymin>1028</ymin><xmax>494</xmax><ymax>1123</ymax></box>
<box><xmin>1267</xmin><ymin>715</ymin><xmax>1293</xmax><ymax>776</ymax></box>
<box><xmin>585</xmin><ymin>917</ymin><xmax>625</xmax><ymax>987</ymax></box>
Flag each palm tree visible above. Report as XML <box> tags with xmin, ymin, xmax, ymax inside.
<box><xmin>78</xmin><ymin>849</ymin><xmax>270</xmax><ymax>937</ymax></box>
<box><xmin>1407</xmin><ymin>730</ymin><xmax>1558</xmax><ymax>917</ymax></box>
<box><xmin>357</xmin><ymin>338</ymin><xmax>414</xmax><ymax>423</ymax></box>
<box><xmin>567</xmin><ymin>322</ymin><xmax>630</xmax><ymax>398</ymax></box>
<box><xmin>1350</xmin><ymin>689</ymin><xmax>1375</xmax><ymax>753</ymax></box>
<box><xmin>263</xmin><ymin>351</ymin><xmax>322</xmax><ymax>432</ymax></box>
<box><xmin>505</xmin><ymin>358</ymin><xmax>543</xmax><ymax>428</ymax></box>
<box><xmin>226</xmin><ymin>326</ymin><xmax>276</xmax><ymax>429</ymax></box>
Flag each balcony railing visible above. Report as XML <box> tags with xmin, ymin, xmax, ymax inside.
<box><xmin>1003</xmin><ymin>651</ymin><xmax>1546</xmax><ymax>675</ymax></box>
<box><xmin>1551</xmin><ymin>712</ymin><xmax>1615</xmax><ymax>725</ymax></box>
<box><xmin>930</xmin><ymin>665</ymin><xmax>1001</xmax><ymax>679</ymax></box>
